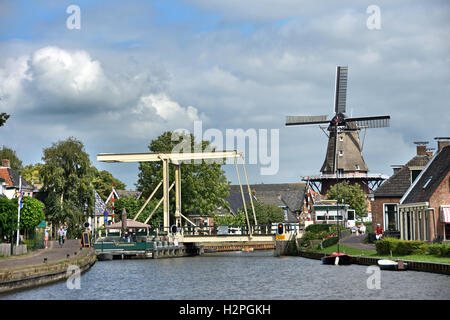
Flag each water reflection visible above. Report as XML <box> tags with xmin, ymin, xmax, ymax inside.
<box><xmin>1</xmin><ymin>251</ymin><xmax>449</xmax><ymax>300</ymax></box>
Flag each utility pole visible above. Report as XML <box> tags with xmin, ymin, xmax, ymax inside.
<box><xmin>16</xmin><ymin>177</ymin><xmax>22</xmax><ymax>246</ymax></box>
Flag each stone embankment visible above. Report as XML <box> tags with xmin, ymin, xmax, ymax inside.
<box><xmin>0</xmin><ymin>239</ymin><xmax>96</xmax><ymax>295</ymax></box>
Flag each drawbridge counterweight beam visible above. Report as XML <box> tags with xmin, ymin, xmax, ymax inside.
<box><xmin>97</xmin><ymin>151</ymin><xmax>257</xmax><ymax>234</ymax></box>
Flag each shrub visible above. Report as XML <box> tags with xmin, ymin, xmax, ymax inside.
<box><xmin>305</xmin><ymin>224</ymin><xmax>334</xmax><ymax>233</ymax></box>
<box><xmin>375</xmin><ymin>237</ymin><xmax>393</xmax><ymax>255</ymax></box>
<box><xmin>322</xmin><ymin>236</ymin><xmax>339</xmax><ymax>248</ymax></box>
<box><xmin>428</xmin><ymin>244</ymin><xmax>441</xmax><ymax>255</ymax></box>
<box><xmin>375</xmin><ymin>238</ymin><xmax>427</xmax><ymax>256</ymax></box>
<box><xmin>300</xmin><ymin>231</ymin><xmax>317</xmax><ymax>244</ymax></box>
<box><xmin>428</xmin><ymin>243</ymin><xmax>450</xmax><ymax>257</ymax></box>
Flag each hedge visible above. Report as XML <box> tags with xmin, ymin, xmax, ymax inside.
<box><xmin>305</xmin><ymin>224</ymin><xmax>334</xmax><ymax>233</ymax></box>
<box><xmin>375</xmin><ymin>237</ymin><xmax>428</xmax><ymax>255</ymax></box>
<box><xmin>428</xmin><ymin>243</ymin><xmax>450</xmax><ymax>257</ymax></box>
<box><xmin>322</xmin><ymin>236</ymin><xmax>339</xmax><ymax>248</ymax></box>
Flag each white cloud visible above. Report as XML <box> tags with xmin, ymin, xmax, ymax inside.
<box><xmin>0</xmin><ymin>45</ymin><xmax>205</xmax><ymax>148</ymax></box>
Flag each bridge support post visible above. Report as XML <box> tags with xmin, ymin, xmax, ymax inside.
<box><xmin>163</xmin><ymin>158</ymin><xmax>170</xmax><ymax>232</ymax></box>
<box><xmin>174</xmin><ymin>164</ymin><xmax>182</xmax><ymax>228</ymax></box>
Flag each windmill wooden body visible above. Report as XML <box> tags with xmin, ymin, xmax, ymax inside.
<box><xmin>286</xmin><ymin>66</ymin><xmax>390</xmax><ymax>195</ymax></box>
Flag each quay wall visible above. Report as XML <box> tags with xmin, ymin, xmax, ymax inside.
<box><xmin>0</xmin><ymin>249</ymin><xmax>97</xmax><ymax>295</ymax></box>
<box><xmin>289</xmin><ymin>249</ymin><xmax>450</xmax><ymax>275</ymax></box>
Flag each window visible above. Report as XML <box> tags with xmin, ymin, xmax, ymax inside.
<box><xmin>384</xmin><ymin>204</ymin><xmax>398</xmax><ymax>231</ymax></box>
<box><xmin>339</xmin><ymin>136</ymin><xmax>344</xmax><ymax>142</ymax></box>
<box><xmin>411</xmin><ymin>169</ymin><xmax>422</xmax><ymax>183</ymax></box>
<box><xmin>355</xmin><ymin>165</ymin><xmax>360</xmax><ymax>170</ymax></box>
<box><xmin>339</xmin><ymin>150</ymin><xmax>343</xmax><ymax>157</ymax></box>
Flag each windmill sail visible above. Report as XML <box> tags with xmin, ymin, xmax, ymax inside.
<box><xmin>286</xmin><ymin>115</ymin><xmax>329</xmax><ymax>126</ymax></box>
<box><xmin>334</xmin><ymin>66</ymin><xmax>348</xmax><ymax>114</ymax></box>
<box><xmin>346</xmin><ymin>115</ymin><xmax>390</xmax><ymax>128</ymax></box>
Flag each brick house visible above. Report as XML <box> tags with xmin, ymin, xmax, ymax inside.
<box><xmin>0</xmin><ymin>159</ymin><xmax>34</xmax><ymax>199</ymax></box>
<box><xmin>372</xmin><ymin>143</ymin><xmax>432</xmax><ymax>235</ymax></box>
<box><xmin>399</xmin><ymin>139</ymin><xmax>450</xmax><ymax>243</ymax></box>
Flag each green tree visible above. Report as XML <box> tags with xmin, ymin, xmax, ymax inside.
<box><xmin>113</xmin><ymin>196</ymin><xmax>163</xmax><ymax>227</ymax></box>
<box><xmin>213</xmin><ymin>212</ymin><xmax>246</xmax><ymax>226</ymax></box>
<box><xmin>326</xmin><ymin>181</ymin><xmax>368</xmax><ymax>218</ymax></box>
<box><xmin>136</xmin><ymin>131</ymin><xmax>230</xmax><ymax>219</ymax></box>
<box><xmin>0</xmin><ymin>112</ymin><xmax>9</xmax><ymax>127</ymax></box>
<box><xmin>0</xmin><ymin>198</ymin><xmax>17</xmax><ymax>242</ymax></box>
<box><xmin>41</xmin><ymin>137</ymin><xmax>94</xmax><ymax>238</ymax></box>
<box><xmin>239</xmin><ymin>199</ymin><xmax>285</xmax><ymax>225</ymax></box>
<box><xmin>0</xmin><ymin>146</ymin><xmax>23</xmax><ymax>172</ymax></box>
<box><xmin>22</xmin><ymin>163</ymin><xmax>44</xmax><ymax>185</ymax></box>
<box><xmin>91</xmin><ymin>167</ymin><xmax>126</xmax><ymax>201</ymax></box>
<box><xmin>20</xmin><ymin>197</ymin><xmax>45</xmax><ymax>231</ymax></box>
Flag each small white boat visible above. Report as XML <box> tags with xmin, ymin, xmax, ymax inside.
<box><xmin>377</xmin><ymin>259</ymin><xmax>407</xmax><ymax>271</ymax></box>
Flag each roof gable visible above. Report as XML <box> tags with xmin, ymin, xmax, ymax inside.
<box><xmin>0</xmin><ymin>168</ymin><xmax>34</xmax><ymax>190</ymax></box>
<box><xmin>374</xmin><ymin>155</ymin><xmax>431</xmax><ymax>197</ymax></box>
<box><xmin>401</xmin><ymin>146</ymin><xmax>450</xmax><ymax>204</ymax></box>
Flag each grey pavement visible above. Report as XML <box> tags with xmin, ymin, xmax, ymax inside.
<box><xmin>341</xmin><ymin>234</ymin><xmax>376</xmax><ymax>251</ymax></box>
<box><xmin>0</xmin><ymin>239</ymin><xmax>87</xmax><ymax>270</ymax></box>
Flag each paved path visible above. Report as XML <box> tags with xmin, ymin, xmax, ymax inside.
<box><xmin>341</xmin><ymin>234</ymin><xmax>376</xmax><ymax>251</ymax></box>
<box><xmin>0</xmin><ymin>239</ymin><xmax>87</xmax><ymax>270</ymax></box>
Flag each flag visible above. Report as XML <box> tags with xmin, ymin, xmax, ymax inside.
<box><xmin>18</xmin><ymin>177</ymin><xmax>23</xmax><ymax>209</ymax></box>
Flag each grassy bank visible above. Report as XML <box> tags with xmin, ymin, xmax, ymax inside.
<box><xmin>316</xmin><ymin>244</ymin><xmax>450</xmax><ymax>264</ymax></box>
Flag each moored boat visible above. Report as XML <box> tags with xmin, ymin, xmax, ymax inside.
<box><xmin>321</xmin><ymin>252</ymin><xmax>351</xmax><ymax>265</ymax></box>
<box><xmin>377</xmin><ymin>259</ymin><xmax>408</xmax><ymax>271</ymax></box>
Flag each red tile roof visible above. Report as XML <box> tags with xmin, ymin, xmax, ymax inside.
<box><xmin>0</xmin><ymin>168</ymin><xmax>13</xmax><ymax>186</ymax></box>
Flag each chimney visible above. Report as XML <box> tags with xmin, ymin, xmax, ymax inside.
<box><xmin>435</xmin><ymin>137</ymin><xmax>450</xmax><ymax>152</ymax></box>
<box><xmin>1</xmin><ymin>159</ymin><xmax>10</xmax><ymax>168</ymax></box>
<box><xmin>391</xmin><ymin>165</ymin><xmax>402</xmax><ymax>175</ymax></box>
<box><xmin>413</xmin><ymin>141</ymin><xmax>428</xmax><ymax>156</ymax></box>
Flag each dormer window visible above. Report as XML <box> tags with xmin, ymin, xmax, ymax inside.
<box><xmin>339</xmin><ymin>150</ymin><xmax>343</xmax><ymax>157</ymax></box>
<box><xmin>355</xmin><ymin>165</ymin><xmax>360</xmax><ymax>170</ymax></box>
<box><xmin>339</xmin><ymin>136</ymin><xmax>344</xmax><ymax>142</ymax></box>
<box><xmin>411</xmin><ymin>169</ymin><xmax>422</xmax><ymax>183</ymax></box>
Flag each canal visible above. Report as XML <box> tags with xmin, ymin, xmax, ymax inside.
<box><xmin>1</xmin><ymin>251</ymin><xmax>449</xmax><ymax>300</ymax></box>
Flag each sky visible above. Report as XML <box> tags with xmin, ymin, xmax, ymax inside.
<box><xmin>0</xmin><ymin>0</ymin><xmax>449</xmax><ymax>190</ymax></box>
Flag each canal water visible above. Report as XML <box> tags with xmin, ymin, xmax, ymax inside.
<box><xmin>1</xmin><ymin>251</ymin><xmax>449</xmax><ymax>300</ymax></box>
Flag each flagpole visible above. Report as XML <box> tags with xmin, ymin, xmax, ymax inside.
<box><xmin>16</xmin><ymin>176</ymin><xmax>22</xmax><ymax>246</ymax></box>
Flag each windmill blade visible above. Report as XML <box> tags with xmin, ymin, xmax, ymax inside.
<box><xmin>334</xmin><ymin>66</ymin><xmax>348</xmax><ymax>114</ymax></box>
<box><xmin>346</xmin><ymin>115</ymin><xmax>390</xmax><ymax>128</ymax></box>
<box><xmin>286</xmin><ymin>115</ymin><xmax>330</xmax><ymax>126</ymax></box>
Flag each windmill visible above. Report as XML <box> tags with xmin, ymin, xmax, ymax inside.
<box><xmin>286</xmin><ymin>66</ymin><xmax>390</xmax><ymax>195</ymax></box>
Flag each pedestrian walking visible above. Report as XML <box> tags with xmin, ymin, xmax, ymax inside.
<box><xmin>58</xmin><ymin>226</ymin><xmax>65</xmax><ymax>247</ymax></box>
<box><xmin>44</xmin><ymin>227</ymin><xmax>49</xmax><ymax>249</ymax></box>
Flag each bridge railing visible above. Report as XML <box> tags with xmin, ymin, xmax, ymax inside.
<box><xmin>176</xmin><ymin>224</ymin><xmax>276</xmax><ymax>236</ymax></box>
<box><xmin>152</xmin><ymin>223</ymin><xmax>304</xmax><ymax>237</ymax></box>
